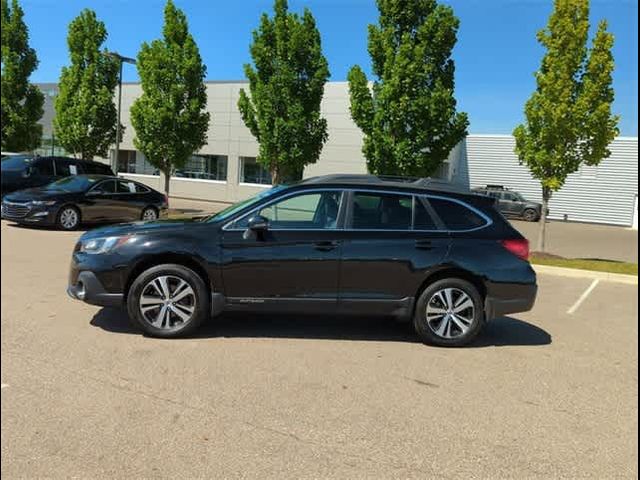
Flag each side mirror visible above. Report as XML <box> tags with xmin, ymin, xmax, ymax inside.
<box><xmin>243</xmin><ymin>215</ymin><xmax>269</xmax><ymax>240</ymax></box>
<box><xmin>22</xmin><ymin>167</ymin><xmax>34</xmax><ymax>178</ymax></box>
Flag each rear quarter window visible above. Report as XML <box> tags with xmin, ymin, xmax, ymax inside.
<box><xmin>428</xmin><ymin>198</ymin><xmax>487</xmax><ymax>231</ymax></box>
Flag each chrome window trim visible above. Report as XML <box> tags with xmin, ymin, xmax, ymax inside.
<box><xmin>222</xmin><ymin>187</ymin><xmax>493</xmax><ymax>233</ymax></box>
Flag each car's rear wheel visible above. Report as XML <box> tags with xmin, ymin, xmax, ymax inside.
<box><xmin>57</xmin><ymin>205</ymin><xmax>80</xmax><ymax>230</ymax></box>
<box><xmin>522</xmin><ymin>208</ymin><xmax>538</xmax><ymax>222</ymax></box>
<box><xmin>127</xmin><ymin>264</ymin><xmax>209</xmax><ymax>338</ymax></box>
<box><xmin>141</xmin><ymin>206</ymin><xmax>158</xmax><ymax>221</ymax></box>
<box><xmin>413</xmin><ymin>278</ymin><xmax>484</xmax><ymax>347</ymax></box>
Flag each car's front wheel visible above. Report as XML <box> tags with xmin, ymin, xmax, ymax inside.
<box><xmin>522</xmin><ymin>208</ymin><xmax>539</xmax><ymax>222</ymax></box>
<box><xmin>57</xmin><ymin>205</ymin><xmax>80</xmax><ymax>230</ymax></box>
<box><xmin>127</xmin><ymin>264</ymin><xmax>209</xmax><ymax>338</ymax></box>
<box><xmin>413</xmin><ymin>278</ymin><xmax>484</xmax><ymax>347</ymax></box>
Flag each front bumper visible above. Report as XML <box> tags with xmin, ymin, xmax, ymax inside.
<box><xmin>484</xmin><ymin>283</ymin><xmax>538</xmax><ymax>320</ymax></box>
<box><xmin>67</xmin><ymin>270</ymin><xmax>124</xmax><ymax>308</ymax></box>
<box><xmin>1</xmin><ymin>201</ymin><xmax>57</xmax><ymax>224</ymax></box>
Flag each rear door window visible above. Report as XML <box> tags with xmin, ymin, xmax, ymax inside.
<box><xmin>117</xmin><ymin>180</ymin><xmax>138</xmax><ymax>193</ymax></box>
<box><xmin>413</xmin><ymin>197</ymin><xmax>438</xmax><ymax>230</ymax></box>
<box><xmin>351</xmin><ymin>192</ymin><xmax>412</xmax><ymax>230</ymax></box>
<box><xmin>34</xmin><ymin>158</ymin><xmax>54</xmax><ymax>176</ymax></box>
<box><xmin>91</xmin><ymin>180</ymin><xmax>116</xmax><ymax>194</ymax></box>
<box><xmin>428</xmin><ymin>198</ymin><xmax>487</xmax><ymax>231</ymax></box>
<box><xmin>55</xmin><ymin>159</ymin><xmax>79</xmax><ymax>176</ymax></box>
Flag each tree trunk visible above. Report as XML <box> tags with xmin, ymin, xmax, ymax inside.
<box><xmin>270</xmin><ymin>164</ymin><xmax>281</xmax><ymax>185</ymax></box>
<box><xmin>163</xmin><ymin>170</ymin><xmax>171</xmax><ymax>196</ymax></box>
<box><xmin>536</xmin><ymin>187</ymin><xmax>551</xmax><ymax>252</ymax></box>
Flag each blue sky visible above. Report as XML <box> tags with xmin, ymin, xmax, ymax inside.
<box><xmin>23</xmin><ymin>0</ymin><xmax>639</xmax><ymax>135</ymax></box>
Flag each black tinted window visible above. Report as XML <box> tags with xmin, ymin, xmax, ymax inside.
<box><xmin>92</xmin><ymin>180</ymin><xmax>116</xmax><ymax>194</ymax></box>
<box><xmin>117</xmin><ymin>180</ymin><xmax>137</xmax><ymax>193</ymax></box>
<box><xmin>55</xmin><ymin>159</ymin><xmax>80</xmax><ymax>176</ymax></box>
<box><xmin>83</xmin><ymin>162</ymin><xmax>112</xmax><ymax>175</ymax></box>
<box><xmin>414</xmin><ymin>197</ymin><xmax>438</xmax><ymax>230</ymax></box>
<box><xmin>352</xmin><ymin>192</ymin><xmax>411</xmax><ymax>230</ymax></box>
<box><xmin>429</xmin><ymin>198</ymin><xmax>486</xmax><ymax>231</ymax></box>
<box><xmin>134</xmin><ymin>183</ymin><xmax>150</xmax><ymax>193</ymax></box>
<box><xmin>34</xmin><ymin>158</ymin><xmax>54</xmax><ymax>176</ymax></box>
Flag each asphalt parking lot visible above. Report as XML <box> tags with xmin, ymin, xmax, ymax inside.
<box><xmin>1</xmin><ymin>220</ymin><xmax>638</xmax><ymax>479</ymax></box>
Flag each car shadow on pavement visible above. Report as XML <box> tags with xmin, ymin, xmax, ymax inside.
<box><xmin>90</xmin><ymin>308</ymin><xmax>551</xmax><ymax>347</ymax></box>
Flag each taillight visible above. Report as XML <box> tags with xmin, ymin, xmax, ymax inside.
<box><xmin>501</xmin><ymin>239</ymin><xmax>530</xmax><ymax>260</ymax></box>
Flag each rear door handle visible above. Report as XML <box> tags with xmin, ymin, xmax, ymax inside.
<box><xmin>415</xmin><ymin>240</ymin><xmax>434</xmax><ymax>250</ymax></box>
<box><xmin>313</xmin><ymin>241</ymin><xmax>338</xmax><ymax>252</ymax></box>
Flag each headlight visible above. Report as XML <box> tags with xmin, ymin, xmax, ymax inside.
<box><xmin>79</xmin><ymin>235</ymin><xmax>132</xmax><ymax>254</ymax></box>
<box><xmin>31</xmin><ymin>200</ymin><xmax>56</xmax><ymax>206</ymax></box>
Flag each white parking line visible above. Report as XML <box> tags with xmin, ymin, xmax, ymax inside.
<box><xmin>567</xmin><ymin>279</ymin><xmax>600</xmax><ymax>315</ymax></box>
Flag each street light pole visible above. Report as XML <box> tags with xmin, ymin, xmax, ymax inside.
<box><xmin>105</xmin><ymin>52</ymin><xmax>136</xmax><ymax>174</ymax></box>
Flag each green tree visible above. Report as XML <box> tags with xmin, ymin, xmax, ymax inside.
<box><xmin>1</xmin><ymin>0</ymin><xmax>44</xmax><ymax>152</ymax></box>
<box><xmin>513</xmin><ymin>0</ymin><xmax>619</xmax><ymax>251</ymax></box>
<box><xmin>54</xmin><ymin>9</ymin><xmax>119</xmax><ymax>159</ymax></box>
<box><xmin>238</xmin><ymin>0</ymin><xmax>329</xmax><ymax>184</ymax></box>
<box><xmin>348</xmin><ymin>0</ymin><xmax>468</xmax><ymax>177</ymax></box>
<box><xmin>131</xmin><ymin>0</ymin><xmax>209</xmax><ymax>195</ymax></box>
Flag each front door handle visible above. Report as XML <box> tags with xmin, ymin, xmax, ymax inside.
<box><xmin>415</xmin><ymin>240</ymin><xmax>434</xmax><ymax>250</ymax></box>
<box><xmin>313</xmin><ymin>241</ymin><xmax>338</xmax><ymax>252</ymax></box>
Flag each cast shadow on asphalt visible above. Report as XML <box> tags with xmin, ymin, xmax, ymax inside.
<box><xmin>90</xmin><ymin>308</ymin><xmax>552</xmax><ymax>347</ymax></box>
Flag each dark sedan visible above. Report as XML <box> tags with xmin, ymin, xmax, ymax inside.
<box><xmin>1</xmin><ymin>175</ymin><xmax>168</xmax><ymax>230</ymax></box>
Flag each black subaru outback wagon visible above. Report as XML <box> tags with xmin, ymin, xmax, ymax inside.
<box><xmin>67</xmin><ymin>175</ymin><xmax>537</xmax><ymax>346</ymax></box>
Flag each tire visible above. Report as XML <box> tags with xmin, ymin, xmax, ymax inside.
<box><xmin>413</xmin><ymin>278</ymin><xmax>484</xmax><ymax>347</ymax></box>
<box><xmin>141</xmin><ymin>206</ymin><xmax>158</xmax><ymax>221</ymax></box>
<box><xmin>522</xmin><ymin>208</ymin><xmax>539</xmax><ymax>222</ymax></box>
<box><xmin>127</xmin><ymin>264</ymin><xmax>209</xmax><ymax>338</ymax></box>
<box><xmin>57</xmin><ymin>205</ymin><xmax>81</xmax><ymax>230</ymax></box>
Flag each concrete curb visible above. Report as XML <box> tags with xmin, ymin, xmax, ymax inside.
<box><xmin>533</xmin><ymin>264</ymin><xmax>638</xmax><ymax>285</ymax></box>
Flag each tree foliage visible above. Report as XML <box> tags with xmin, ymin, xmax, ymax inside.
<box><xmin>238</xmin><ymin>0</ymin><xmax>329</xmax><ymax>184</ymax></box>
<box><xmin>1</xmin><ymin>0</ymin><xmax>44</xmax><ymax>152</ymax></box>
<box><xmin>513</xmin><ymin>0</ymin><xmax>619</xmax><ymax>250</ymax></box>
<box><xmin>130</xmin><ymin>0</ymin><xmax>209</xmax><ymax>194</ymax></box>
<box><xmin>348</xmin><ymin>0</ymin><xmax>468</xmax><ymax>177</ymax></box>
<box><xmin>54</xmin><ymin>9</ymin><xmax>119</xmax><ymax>159</ymax></box>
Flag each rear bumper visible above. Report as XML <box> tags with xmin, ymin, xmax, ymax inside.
<box><xmin>484</xmin><ymin>283</ymin><xmax>537</xmax><ymax>320</ymax></box>
<box><xmin>67</xmin><ymin>270</ymin><xmax>124</xmax><ymax>308</ymax></box>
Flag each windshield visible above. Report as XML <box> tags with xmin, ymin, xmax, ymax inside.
<box><xmin>205</xmin><ymin>185</ymin><xmax>287</xmax><ymax>223</ymax></box>
<box><xmin>44</xmin><ymin>176</ymin><xmax>100</xmax><ymax>193</ymax></box>
<box><xmin>1</xmin><ymin>155</ymin><xmax>34</xmax><ymax>171</ymax></box>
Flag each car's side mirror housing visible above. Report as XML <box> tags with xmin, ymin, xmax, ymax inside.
<box><xmin>22</xmin><ymin>167</ymin><xmax>34</xmax><ymax>178</ymax></box>
<box><xmin>243</xmin><ymin>215</ymin><xmax>269</xmax><ymax>240</ymax></box>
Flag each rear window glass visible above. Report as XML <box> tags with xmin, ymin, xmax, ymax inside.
<box><xmin>429</xmin><ymin>198</ymin><xmax>486</xmax><ymax>231</ymax></box>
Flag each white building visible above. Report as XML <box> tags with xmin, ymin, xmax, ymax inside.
<box><xmin>38</xmin><ymin>81</ymin><xmax>639</xmax><ymax>227</ymax></box>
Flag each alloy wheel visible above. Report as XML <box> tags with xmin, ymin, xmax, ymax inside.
<box><xmin>142</xmin><ymin>208</ymin><xmax>158</xmax><ymax>221</ymax></box>
<box><xmin>426</xmin><ymin>287</ymin><xmax>475</xmax><ymax>339</ymax></box>
<box><xmin>60</xmin><ymin>208</ymin><xmax>79</xmax><ymax>229</ymax></box>
<box><xmin>139</xmin><ymin>275</ymin><xmax>196</xmax><ymax>330</ymax></box>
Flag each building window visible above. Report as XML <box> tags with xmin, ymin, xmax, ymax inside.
<box><xmin>117</xmin><ymin>150</ymin><xmax>158</xmax><ymax>175</ymax></box>
<box><xmin>240</xmin><ymin>157</ymin><xmax>271</xmax><ymax>185</ymax></box>
<box><xmin>175</xmin><ymin>154</ymin><xmax>228</xmax><ymax>181</ymax></box>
